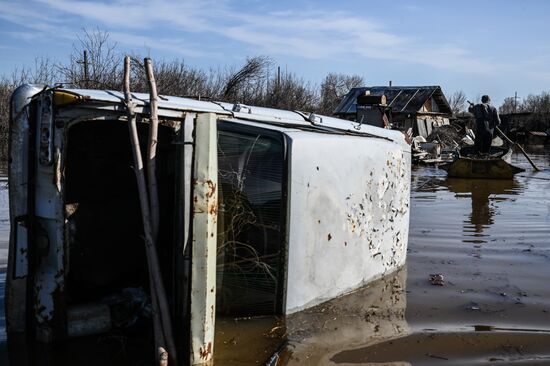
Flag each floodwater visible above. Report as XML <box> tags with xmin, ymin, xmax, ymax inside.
<box><xmin>277</xmin><ymin>147</ymin><xmax>550</xmax><ymax>365</ymax></box>
<box><xmin>1</xmin><ymin>147</ymin><xmax>550</xmax><ymax>365</ymax></box>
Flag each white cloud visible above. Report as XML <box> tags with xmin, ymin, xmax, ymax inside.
<box><xmin>0</xmin><ymin>0</ymin><xmax>500</xmax><ymax>74</ymax></box>
<box><xmin>108</xmin><ymin>31</ymin><xmax>215</xmax><ymax>58</ymax></box>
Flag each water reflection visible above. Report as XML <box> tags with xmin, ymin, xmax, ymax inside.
<box><xmin>1</xmin><ymin>150</ymin><xmax>548</xmax><ymax>365</ymax></box>
<box><xmin>281</xmin><ymin>267</ymin><xmax>409</xmax><ymax>365</ymax></box>
<box><xmin>443</xmin><ymin>178</ymin><xmax>520</xmax><ymax>241</ymax></box>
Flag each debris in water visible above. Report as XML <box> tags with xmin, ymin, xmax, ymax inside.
<box><xmin>426</xmin><ymin>353</ymin><xmax>449</xmax><ymax>360</ymax></box>
<box><xmin>429</xmin><ymin>274</ymin><xmax>445</xmax><ymax>286</ymax></box>
<box><xmin>473</xmin><ymin>325</ymin><xmax>495</xmax><ymax>331</ymax></box>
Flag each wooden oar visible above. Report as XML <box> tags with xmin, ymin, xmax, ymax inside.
<box><xmin>495</xmin><ymin>126</ymin><xmax>540</xmax><ymax>171</ymax></box>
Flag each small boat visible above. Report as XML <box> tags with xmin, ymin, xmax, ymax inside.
<box><xmin>441</xmin><ymin>146</ymin><xmax>524</xmax><ymax>179</ymax></box>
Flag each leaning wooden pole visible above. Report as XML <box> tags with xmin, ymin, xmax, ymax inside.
<box><xmin>496</xmin><ymin>126</ymin><xmax>540</xmax><ymax>171</ymax></box>
<box><xmin>145</xmin><ymin>57</ymin><xmax>160</xmax><ymax>240</ymax></box>
<box><xmin>144</xmin><ymin>57</ymin><xmax>178</xmax><ymax>363</ymax></box>
<box><xmin>123</xmin><ymin>56</ymin><xmax>168</xmax><ymax>365</ymax></box>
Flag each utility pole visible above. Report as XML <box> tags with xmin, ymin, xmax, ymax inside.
<box><xmin>77</xmin><ymin>50</ymin><xmax>89</xmax><ymax>88</ymax></box>
<box><xmin>513</xmin><ymin>91</ymin><xmax>518</xmax><ymax>114</ymax></box>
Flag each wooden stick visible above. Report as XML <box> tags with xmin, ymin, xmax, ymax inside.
<box><xmin>158</xmin><ymin>347</ymin><xmax>169</xmax><ymax>366</ymax></box>
<box><xmin>495</xmin><ymin>126</ymin><xmax>540</xmax><ymax>171</ymax></box>
<box><xmin>124</xmin><ymin>56</ymin><xmax>168</xmax><ymax>365</ymax></box>
<box><xmin>145</xmin><ymin>57</ymin><xmax>160</xmax><ymax>241</ymax></box>
<box><xmin>144</xmin><ymin>57</ymin><xmax>178</xmax><ymax>364</ymax></box>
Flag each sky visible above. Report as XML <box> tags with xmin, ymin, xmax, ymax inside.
<box><xmin>1</xmin><ymin>0</ymin><xmax>550</xmax><ymax>106</ymax></box>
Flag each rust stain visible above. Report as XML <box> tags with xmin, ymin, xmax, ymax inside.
<box><xmin>205</xmin><ymin>180</ymin><xmax>217</xmax><ymax>199</ymax></box>
<box><xmin>199</xmin><ymin>342</ymin><xmax>212</xmax><ymax>360</ymax></box>
<box><xmin>208</xmin><ymin>199</ymin><xmax>218</xmax><ymax>215</ymax></box>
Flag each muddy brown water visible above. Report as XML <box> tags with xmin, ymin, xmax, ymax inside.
<box><xmin>1</xmin><ymin>147</ymin><xmax>550</xmax><ymax>365</ymax></box>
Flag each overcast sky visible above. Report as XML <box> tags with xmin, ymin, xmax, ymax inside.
<box><xmin>1</xmin><ymin>0</ymin><xmax>549</xmax><ymax>106</ymax></box>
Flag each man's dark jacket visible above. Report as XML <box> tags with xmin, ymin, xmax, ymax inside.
<box><xmin>468</xmin><ymin>103</ymin><xmax>500</xmax><ymax>153</ymax></box>
<box><xmin>469</xmin><ymin>103</ymin><xmax>500</xmax><ymax>135</ymax></box>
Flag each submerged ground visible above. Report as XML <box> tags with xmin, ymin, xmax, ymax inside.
<box><xmin>1</xmin><ymin>146</ymin><xmax>549</xmax><ymax>365</ymax></box>
<box><xmin>277</xmin><ymin>147</ymin><xmax>550</xmax><ymax>366</ymax></box>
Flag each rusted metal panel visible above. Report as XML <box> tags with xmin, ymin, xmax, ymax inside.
<box><xmin>6</xmin><ymin>84</ymin><xmax>44</xmax><ymax>333</ymax></box>
<box><xmin>7</xmin><ymin>88</ymin><xmax>66</xmax><ymax>340</ymax></box>
<box><xmin>284</xmin><ymin>131</ymin><xmax>411</xmax><ymax>313</ymax></box>
<box><xmin>32</xmin><ymin>94</ymin><xmax>66</xmax><ymax>341</ymax></box>
<box><xmin>190</xmin><ymin>113</ymin><xmax>218</xmax><ymax>365</ymax></box>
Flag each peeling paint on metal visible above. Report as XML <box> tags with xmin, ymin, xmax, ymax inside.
<box><xmin>199</xmin><ymin>342</ymin><xmax>212</xmax><ymax>360</ymax></box>
<box><xmin>285</xmin><ymin>131</ymin><xmax>411</xmax><ymax>313</ymax></box>
<box><xmin>190</xmin><ymin>113</ymin><xmax>218</xmax><ymax>365</ymax></box>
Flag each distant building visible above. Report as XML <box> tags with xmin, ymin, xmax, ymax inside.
<box><xmin>333</xmin><ymin>86</ymin><xmax>453</xmax><ymax>138</ymax></box>
<box><xmin>500</xmin><ymin>112</ymin><xmax>549</xmax><ymax>144</ymax></box>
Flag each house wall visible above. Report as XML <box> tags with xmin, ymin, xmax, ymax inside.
<box><xmin>419</xmin><ymin>98</ymin><xmax>441</xmax><ymax>113</ymax></box>
<box><xmin>413</xmin><ymin>114</ymin><xmax>450</xmax><ymax>138</ymax></box>
<box><xmin>284</xmin><ymin>131</ymin><xmax>411</xmax><ymax>313</ymax></box>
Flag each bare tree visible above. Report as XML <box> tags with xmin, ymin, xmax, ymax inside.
<box><xmin>0</xmin><ymin>57</ymin><xmax>60</xmax><ymax>160</ymax></box>
<box><xmin>500</xmin><ymin>92</ymin><xmax>550</xmax><ymax>114</ymax></box>
<box><xmin>448</xmin><ymin>90</ymin><xmax>467</xmax><ymax>115</ymax></box>
<box><xmin>222</xmin><ymin>56</ymin><xmax>272</xmax><ymax>100</ymax></box>
<box><xmin>318</xmin><ymin>73</ymin><xmax>364</xmax><ymax>115</ymax></box>
<box><xmin>499</xmin><ymin>96</ymin><xmax>517</xmax><ymax>114</ymax></box>
<box><xmin>3</xmin><ymin>27</ymin><xmax>423</xmax><ymax>163</ymax></box>
<box><xmin>149</xmin><ymin>60</ymin><xmax>210</xmax><ymax>97</ymax></box>
<box><xmin>0</xmin><ymin>79</ymin><xmax>12</xmax><ymax>161</ymax></box>
<box><xmin>266</xmin><ymin>70</ymin><xmax>319</xmax><ymax>111</ymax></box>
<box><xmin>521</xmin><ymin>92</ymin><xmax>550</xmax><ymax>113</ymax></box>
<box><xmin>59</xmin><ymin>28</ymin><xmax>121</xmax><ymax>89</ymax></box>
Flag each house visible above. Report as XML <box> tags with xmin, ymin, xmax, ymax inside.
<box><xmin>333</xmin><ymin>86</ymin><xmax>453</xmax><ymax>138</ymax></box>
<box><xmin>499</xmin><ymin>112</ymin><xmax>550</xmax><ymax>143</ymax></box>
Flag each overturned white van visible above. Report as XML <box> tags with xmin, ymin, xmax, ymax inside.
<box><xmin>6</xmin><ymin>83</ymin><xmax>410</xmax><ymax>365</ymax></box>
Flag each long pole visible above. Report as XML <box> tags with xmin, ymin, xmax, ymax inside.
<box><xmin>144</xmin><ymin>57</ymin><xmax>178</xmax><ymax>364</ymax></box>
<box><xmin>83</xmin><ymin>50</ymin><xmax>89</xmax><ymax>88</ymax></box>
<box><xmin>495</xmin><ymin>125</ymin><xmax>540</xmax><ymax>171</ymax></box>
<box><xmin>123</xmin><ymin>56</ymin><xmax>167</xmax><ymax>366</ymax></box>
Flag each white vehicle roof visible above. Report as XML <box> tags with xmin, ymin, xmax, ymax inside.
<box><xmin>54</xmin><ymin>88</ymin><xmax>409</xmax><ymax>149</ymax></box>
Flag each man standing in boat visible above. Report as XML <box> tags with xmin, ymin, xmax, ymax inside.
<box><xmin>468</xmin><ymin>95</ymin><xmax>501</xmax><ymax>154</ymax></box>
